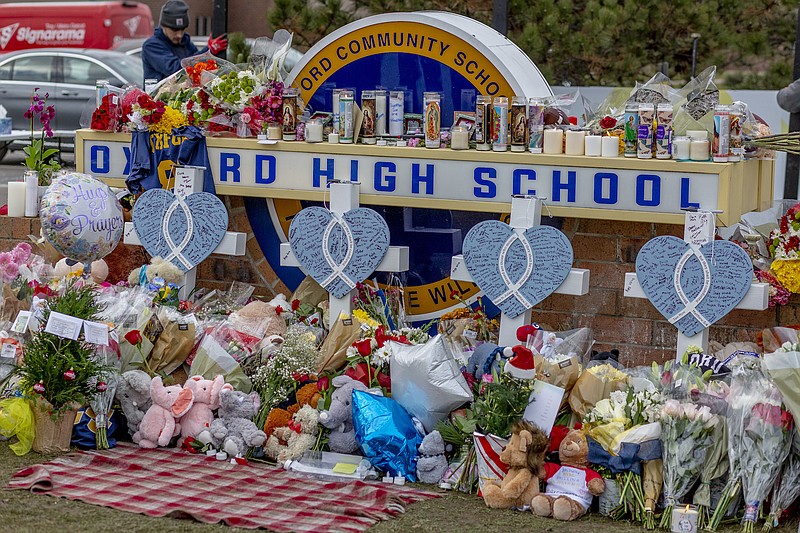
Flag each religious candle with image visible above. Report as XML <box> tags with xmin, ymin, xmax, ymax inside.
<box><xmin>492</xmin><ymin>96</ymin><xmax>508</xmax><ymax>152</ymax></box>
<box><xmin>624</xmin><ymin>103</ymin><xmax>639</xmax><ymax>157</ymax></box>
<box><xmin>637</xmin><ymin>103</ymin><xmax>654</xmax><ymax>159</ymax></box>
<box><xmin>339</xmin><ymin>89</ymin><xmax>355</xmax><ymax>144</ymax></box>
<box><xmin>655</xmin><ymin>103</ymin><xmax>673</xmax><ymax>159</ymax></box>
<box><xmin>713</xmin><ymin>104</ymin><xmax>730</xmax><ymax>162</ymax></box>
<box><xmin>510</xmin><ymin>96</ymin><xmax>528</xmax><ymax>152</ymax></box>
<box><xmin>475</xmin><ymin>95</ymin><xmax>491</xmax><ymax>150</ymax></box>
<box><xmin>361</xmin><ymin>90</ymin><xmax>377</xmax><ymax>144</ymax></box>
<box><xmin>729</xmin><ymin>103</ymin><xmax>744</xmax><ymax>161</ymax></box>
<box><xmin>282</xmin><ymin>87</ymin><xmax>298</xmax><ymax>140</ymax></box>
<box><xmin>424</xmin><ymin>92</ymin><xmax>441</xmax><ymax>148</ymax></box>
<box><xmin>528</xmin><ymin>97</ymin><xmax>545</xmax><ymax>154</ymax></box>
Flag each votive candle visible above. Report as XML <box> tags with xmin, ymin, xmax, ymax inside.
<box><xmin>584</xmin><ymin>135</ymin><xmax>602</xmax><ymax>156</ymax></box>
<box><xmin>671</xmin><ymin>505</ymin><xmax>698</xmax><ymax>533</ymax></box>
<box><xmin>305</xmin><ymin>120</ymin><xmax>323</xmax><ymax>143</ymax></box>
<box><xmin>267</xmin><ymin>124</ymin><xmax>282</xmax><ymax>140</ymax></box>
<box><xmin>601</xmin><ymin>135</ymin><xmax>619</xmax><ymax>157</ymax></box>
<box><xmin>450</xmin><ymin>127</ymin><xmax>469</xmax><ymax>150</ymax></box>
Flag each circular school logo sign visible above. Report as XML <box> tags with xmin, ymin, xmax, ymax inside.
<box><xmin>246</xmin><ymin>12</ymin><xmax>552</xmax><ymax>322</ymax></box>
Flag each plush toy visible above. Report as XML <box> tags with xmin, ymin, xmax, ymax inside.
<box><xmin>482</xmin><ymin>420</ymin><xmax>549</xmax><ymax>510</ymax></box>
<box><xmin>54</xmin><ymin>258</ymin><xmax>109</xmax><ymax>284</ymax></box>
<box><xmin>416</xmin><ymin>430</ymin><xmax>449</xmax><ymax>485</ymax></box>
<box><xmin>466</xmin><ymin>343</ymin><xmax>506</xmax><ymax>379</ymax></box>
<box><xmin>591</xmin><ymin>349</ymin><xmax>620</xmax><ymax>364</ymax></box>
<box><xmin>205</xmin><ymin>388</ymin><xmax>267</xmax><ymax>457</ymax></box>
<box><xmin>133</xmin><ymin>376</ymin><xmax>194</xmax><ymax>449</ymax></box>
<box><xmin>180</xmin><ymin>375</ymin><xmax>228</xmax><ymax>440</ymax></box>
<box><xmin>318</xmin><ymin>375</ymin><xmax>369</xmax><ymax>454</ymax></box>
<box><xmin>504</xmin><ymin>346</ymin><xmax>536</xmax><ymax>379</ymax></box>
<box><xmin>127</xmin><ymin>256</ymin><xmax>184</xmax><ymax>288</ymax></box>
<box><xmin>115</xmin><ymin>370</ymin><xmax>154</xmax><ymax>437</ymax></box>
<box><xmin>263</xmin><ymin>404</ymin><xmax>319</xmax><ymax>463</ymax></box>
<box><xmin>532</xmin><ymin>428</ymin><xmax>605</xmax><ymax>520</ymax></box>
<box><xmin>234</xmin><ymin>300</ymin><xmax>287</xmax><ymax>339</ymax></box>
<box><xmin>263</xmin><ymin>382</ymin><xmax>322</xmax><ymax>438</ymax></box>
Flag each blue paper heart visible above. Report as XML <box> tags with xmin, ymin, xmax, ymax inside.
<box><xmin>132</xmin><ymin>189</ymin><xmax>228</xmax><ymax>273</ymax></box>
<box><xmin>462</xmin><ymin>220</ymin><xmax>573</xmax><ymax>318</ymax></box>
<box><xmin>635</xmin><ymin>236</ymin><xmax>753</xmax><ymax>337</ymax></box>
<box><xmin>289</xmin><ymin>207</ymin><xmax>390</xmax><ymax>299</ymax></box>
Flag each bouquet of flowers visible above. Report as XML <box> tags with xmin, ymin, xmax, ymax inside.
<box><xmin>205</xmin><ymin>69</ymin><xmax>264</xmax><ymax>113</ymax></box>
<box><xmin>659</xmin><ymin>396</ymin><xmax>719</xmax><ymax>530</ymax></box>
<box><xmin>692</xmin><ymin>379</ymin><xmax>731</xmax><ymax>529</ymax></box>
<box><xmin>767</xmin><ymin>201</ymin><xmax>800</xmax><ymax>293</ymax></box>
<box><xmin>90</xmin><ymin>92</ymin><xmax>122</xmax><ymax>132</ymax></box>
<box><xmin>568</xmin><ymin>361</ymin><xmax>629</xmax><ymax>420</ymax></box>
<box><xmin>763</xmin><ymin>432</ymin><xmax>800</xmax><ymax>531</ymax></box>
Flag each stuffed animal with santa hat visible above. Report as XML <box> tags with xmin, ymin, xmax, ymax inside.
<box><xmin>503</xmin><ymin>345</ymin><xmax>536</xmax><ymax>379</ymax></box>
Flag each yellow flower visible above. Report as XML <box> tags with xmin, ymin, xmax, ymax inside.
<box><xmin>352</xmin><ymin>309</ymin><xmax>380</xmax><ymax>329</ymax></box>
<box><xmin>771</xmin><ymin>259</ymin><xmax>800</xmax><ymax>293</ymax></box>
<box><xmin>149</xmin><ymin>106</ymin><xmax>187</xmax><ymax>134</ymax></box>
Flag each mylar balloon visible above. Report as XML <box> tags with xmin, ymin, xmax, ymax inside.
<box><xmin>40</xmin><ymin>173</ymin><xmax>124</xmax><ymax>263</ymax></box>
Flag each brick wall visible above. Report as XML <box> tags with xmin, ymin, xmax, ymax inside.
<box><xmin>2</xmin><ymin>207</ymin><xmax>794</xmax><ymax>366</ymax></box>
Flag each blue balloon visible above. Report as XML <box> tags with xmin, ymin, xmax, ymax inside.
<box><xmin>352</xmin><ymin>390</ymin><xmax>423</xmax><ymax>481</ymax></box>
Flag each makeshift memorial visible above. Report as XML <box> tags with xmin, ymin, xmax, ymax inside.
<box><xmin>351</xmin><ymin>389</ymin><xmax>422</xmax><ymax>481</ymax></box>
<box><xmin>532</xmin><ymin>429</ymin><xmax>605</xmax><ymax>521</ymax></box>
<box><xmin>179</xmin><ymin>375</ymin><xmax>226</xmax><ymax>439</ymax></box>
<box><xmin>318</xmin><ymin>374</ymin><xmax>369</xmax><ymax>454</ymax></box>
<box><xmin>416</xmin><ymin>430</ymin><xmax>449</xmax><ymax>485</ymax></box>
<box><xmin>114</xmin><ymin>369</ymin><xmax>153</xmax><ymax>437</ymax></box>
<box><xmin>205</xmin><ymin>388</ymin><xmax>267</xmax><ymax>458</ymax></box>
<box><xmin>23</xmin><ymin>88</ymin><xmax>60</xmax><ymax>185</ymax></box>
<box><xmin>40</xmin><ymin>173</ymin><xmax>124</xmax><ymax>265</ymax></box>
<box><xmin>12</xmin><ymin>281</ymin><xmax>109</xmax><ymax>453</ymax></box>
<box><xmin>133</xmin><ymin>376</ymin><xmax>194</xmax><ymax>449</ymax></box>
<box><xmin>263</xmin><ymin>403</ymin><xmax>319</xmax><ymax>462</ymax></box>
<box><xmin>482</xmin><ymin>420</ymin><xmax>548</xmax><ymax>510</ymax></box>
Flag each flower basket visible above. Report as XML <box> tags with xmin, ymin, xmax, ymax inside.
<box><xmin>31</xmin><ymin>399</ymin><xmax>79</xmax><ymax>454</ymax></box>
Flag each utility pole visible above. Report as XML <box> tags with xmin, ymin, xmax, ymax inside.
<box><xmin>492</xmin><ymin>0</ymin><xmax>508</xmax><ymax>36</ymax></box>
<box><xmin>784</xmin><ymin>7</ymin><xmax>800</xmax><ymax>199</ymax></box>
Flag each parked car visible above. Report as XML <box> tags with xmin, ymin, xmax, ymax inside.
<box><xmin>0</xmin><ymin>48</ymin><xmax>142</xmax><ymax>161</ymax></box>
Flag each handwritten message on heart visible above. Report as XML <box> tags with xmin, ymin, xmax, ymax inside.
<box><xmin>635</xmin><ymin>236</ymin><xmax>753</xmax><ymax>337</ymax></box>
<box><xmin>289</xmin><ymin>207</ymin><xmax>390</xmax><ymax>299</ymax></box>
<box><xmin>462</xmin><ymin>221</ymin><xmax>573</xmax><ymax>318</ymax></box>
<box><xmin>132</xmin><ymin>189</ymin><xmax>228</xmax><ymax>273</ymax></box>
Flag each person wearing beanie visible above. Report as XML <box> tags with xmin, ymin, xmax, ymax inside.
<box><xmin>142</xmin><ymin>0</ymin><xmax>227</xmax><ymax>83</ymax></box>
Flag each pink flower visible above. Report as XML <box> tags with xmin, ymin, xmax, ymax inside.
<box><xmin>3</xmin><ymin>262</ymin><xmax>19</xmax><ymax>281</ymax></box>
<box><xmin>267</xmin><ymin>95</ymin><xmax>282</xmax><ymax>110</ymax></box>
<box><xmin>14</xmin><ymin>242</ymin><xmax>31</xmax><ymax>261</ymax></box>
<box><xmin>240</xmin><ymin>112</ymin><xmax>251</xmax><ymax>124</ymax></box>
<box><xmin>0</xmin><ymin>253</ymin><xmax>11</xmax><ymax>267</ymax></box>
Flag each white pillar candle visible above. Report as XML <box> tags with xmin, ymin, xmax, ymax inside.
<box><xmin>543</xmin><ymin>129</ymin><xmax>563</xmax><ymax>154</ymax></box>
<box><xmin>601</xmin><ymin>135</ymin><xmax>619</xmax><ymax>157</ymax></box>
<box><xmin>267</xmin><ymin>125</ymin><xmax>282</xmax><ymax>140</ymax></box>
<box><xmin>328</xmin><ymin>132</ymin><xmax>340</xmax><ymax>144</ymax></box>
<box><xmin>450</xmin><ymin>127</ymin><xmax>469</xmax><ymax>150</ymax></box>
<box><xmin>690</xmin><ymin>139</ymin><xmax>709</xmax><ymax>161</ymax></box>
<box><xmin>376</xmin><ymin>90</ymin><xmax>387</xmax><ymax>136</ymax></box>
<box><xmin>24</xmin><ymin>171</ymin><xmax>38</xmax><ymax>217</ymax></box>
<box><xmin>305</xmin><ymin>121</ymin><xmax>323</xmax><ymax>143</ymax></box>
<box><xmin>671</xmin><ymin>505</ymin><xmax>698</xmax><ymax>533</ymax></box>
<box><xmin>674</xmin><ymin>136</ymin><xmax>691</xmax><ymax>160</ymax></box>
<box><xmin>585</xmin><ymin>135</ymin><xmax>602</xmax><ymax>156</ymax></box>
<box><xmin>7</xmin><ymin>182</ymin><xmax>26</xmax><ymax>217</ymax></box>
<box><xmin>565</xmin><ymin>130</ymin><xmax>586</xmax><ymax>155</ymax></box>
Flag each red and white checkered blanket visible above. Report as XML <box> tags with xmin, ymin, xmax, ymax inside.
<box><xmin>7</xmin><ymin>443</ymin><xmax>439</xmax><ymax>532</ymax></box>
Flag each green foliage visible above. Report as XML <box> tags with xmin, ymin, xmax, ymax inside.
<box><xmin>266</xmin><ymin>0</ymin><xmax>798</xmax><ymax>89</ymax></box>
<box><xmin>227</xmin><ymin>31</ymin><xmax>250</xmax><ymax>64</ymax></box>
<box><xmin>14</xmin><ymin>283</ymin><xmax>109</xmax><ymax>417</ymax></box>
<box><xmin>469</xmin><ymin>371</ymin><xmax>534</xmax><ymax>438</ymax></box>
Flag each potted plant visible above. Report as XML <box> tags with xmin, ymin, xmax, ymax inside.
<box><xmin>23</xmin><ymin>88</ymin><xmax>60</xmax><ymax>186</ymax></box>
<box><xmin>13</xmin><ymin>281</ymin><xmax>109</xmax><ymax>453</ymax></box>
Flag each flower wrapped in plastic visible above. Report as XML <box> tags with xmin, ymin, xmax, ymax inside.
<box><xmin>568</xmin><ymin>361</ymin><xmax>629</xmax><ymax>420</ymax></box>
<box><xmin>691</xmin><ymin>379</ymin><xmax>730</xmax><ymax>529</ymax></box>
<box><xmin>764</xmin><ymin>432</ymin><xmax>800</xmax><ymax>531</ymax></box>
<box><xmin>767</xmin><ymin>201</ymin><xmax>800</xmax><ymax>293</ymax></box>
<box><xmin>90</xmin><ymin>92</ymin><xmax>122</xmax><ymax>132</ymax></box>
<box><xmin>203</xmin><ymin>68</ymin><xmax>264</xmax><ymax>114</ymax></box>
<box><xmin>180</xmin><ymin>51</ymin><xmax>233</xmax><ymax>87</ymax></box>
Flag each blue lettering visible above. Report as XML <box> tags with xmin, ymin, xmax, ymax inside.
<box><xmin>412</xmin><ymin>163</ymin><xmax>435</xmax><ymax>195</ymax></box>
<box><xmin>219</xmin><ymin>152</ymin><xmax>241</xmax><ymax>183</ymax></box>
<box><xmin>90</xmin><ymin>145</ymin><xmax>109</xmax><ymax>174</ymax></box>
<box><xmin>594</xmin><ymin>172</ymin><xmax>618</xmax><ymax>204</ymax></box>
<box><xmin>350</xmin><ymin>160</ymin><xmax>359</xmax><ymax>182</ymax></box>
<box><xmin>313</xmin><ymin>158</ymin><xmax>335</xmax><ymax>188</ymax></box>
<box><xmin>552</xmin><ymin>170</ymin><xmax>576</xmax><ymax>202</ymax></box>
<box><xmin>473</xmin><ymin>167</ymin><xmax>496</xmax><ymax>198</ymax></box>
<box><xmin>255</xmin><ymin>154</ymin><xmax>276</xmax><ymax>184</ymax></box>
<box><xmin>636</xmin><ymin>174</ymin><xmax>661</xmax><ymax>206</ymax></box>
<box><xmin>681</xmin><ymin>177</ymin><xmax>700</xmax><ymax>209</ymax></box>
<box><xmin>374</xmin><ymin>162</ymin><xmax>396</xmax><ymax>192</ymax></box>
<box><xmin>122</xmin><ymin>146</ymin><xmax>131</xmax><ymax>175</ymax></box>
<box><xmin>512</xmin><ymin>169</ymin><xmax>536</xmax><ymax>196</ymax></box>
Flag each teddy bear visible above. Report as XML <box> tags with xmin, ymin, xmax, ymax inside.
<box><xmin>54</xmin><ymin>258</ymin><xmax>109</xmax><ymax>284</ymax></box>
<box><xmin>133</xmin><ymin>376</ymin><xmax>195</xmax><ymax>448</ymax></box>
<box><xmin>115</xmin><ymin>370</ymin><xmax>154</xmax><ymax>437</ymax></box>
<box><xmin>318</xmin><ymin>375</ymin><xmax>369</xmax><ymax>454</ymax></box>
<box><xmin>482</xmin><ymin>420</ymin><xmax>549</xmax><ymax>510</ymax></box>
<box><xmin>532</xmin><ymin>428</ymin><xmax>605</xmax><ymax>521</ymax></box>
<box><xmin>203</xmin><ymin>388</ymin><xmax>267</xmax><ymax>458</ymax></box>
<box><xmin>416</xmin><ymin>430</ymin><xmax>449</xmax><ymax>485</ymax></box>
<box><xmin>263</xmin><ymin>382</ymin><xmax>322</xmax><ymax>438</ymax></box>
<box><xmin>263</xmin><ymin>404</ymin><xmax>319</xmax><ymax>463</ymax></box>
<box><xmin>180</xmin><ymin>375</ymin><xmax>228</xmax><ymax>440</ymax></box>
<box><xmin>127</xmin><ymin>256</ymin><xmax>184</xmax><ymax>288</ymax></box>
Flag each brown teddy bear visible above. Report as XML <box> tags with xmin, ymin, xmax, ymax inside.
<box><xmin>532</xmin><ymin>428</ymin><xmax>605</xmax><ymax>520</ymax></box>
<box><xmin>482</xmin><ymin>420</ymin><xmax>549</xmax><ymax>510</ymax></box>
<box><xmin>263</xmin><ymin>382</ymin><xmax>322</xmax><ymax>438</ymax></box>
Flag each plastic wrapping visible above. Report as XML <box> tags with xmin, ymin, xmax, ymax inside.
<box><xmin>351</xmin><ymin>390</ymin><xmax>422</xmax><ymax>481</ymax></box>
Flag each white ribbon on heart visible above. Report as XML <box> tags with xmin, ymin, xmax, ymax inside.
<box><xmin>493</xmin><ymin>229</ymin><xmax>534</xmax><ymax>309</ymax></box>
<box><xmin>319</xmin><ymin>212</ymin><xmax>357</xmax><ymax>292</ymax></box>
<box><xmin>668</xmin><ymin>243</ymin><xmax>712</xmax><ymax>328</ymax></box>
<box><xmin>161</xmin><ymin>196</ymin><xmax>195</xmax><ymax>271</ymax></box>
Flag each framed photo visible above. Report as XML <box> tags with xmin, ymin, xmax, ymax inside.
<box><xmin>403</xmin><ymin>113</ymin><xmax>423</xmax><ymax>135</ymax></box>
<box><xmin>453</xmin><ymin>112</ymin><xmax>476</xmax><ymax>132</ymax></box>
<box><xmin>309</xmin><ymin>111</ymin><xmax>332</xmax><ymax>126</ymax></box>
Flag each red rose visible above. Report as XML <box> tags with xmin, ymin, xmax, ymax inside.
<box><xmin>599</xmin><ymin>116</ymin><xmax>617</xmax><ymax>129</ymax></box>
<box><xmin>354</xmin><ymin>338</ymin><xmax>373</xmax><ymax>357</ymax></box>
<box><xmin>124</xmin><ymin>330</ymin><xmax>143</xmax><ymax>346</ymax></box>
<box><xmin>317</xmin><ymin>376</ymin><xmax>330</xmax><ymax>391</ymax></box>
<box><xmin>450</xmin><ymin>289</ymin><xmax>459</xmax><ymax>300</ymax></box>
<box><xmin>275</xmin><ymin>305</ymin><xmax>283</xmax><ymax>316</ymax></box>
<box><xmin>291</xmin><ymin>299</ymin><xmax>300</xmax><ymax>311</ymax></box>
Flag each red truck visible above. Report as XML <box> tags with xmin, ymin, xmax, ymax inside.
<box><xmin>0</xmin><ymin>1</ymin><xmax>153</xmax><ymax>52</ymax></box>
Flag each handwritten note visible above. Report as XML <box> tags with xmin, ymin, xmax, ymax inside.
<box><xmin>523</xmin><ymin>380</ymin><xmax>565</xmax><ymax>436</ymax></box>
<box><xmin>83</xmin><ymin>321</ymin><xmax>109</xmax><ymax>346</ymax></box>
<box><xmin>462</xmin><ymin>220</ymin><xmax>573</xmax><ymax>318</ymax></box>
<box><xmin>635</xmin><ymin>236</ymin><xmax>753</xmax><ymax>336</ymax></box>
<box><xmin>288</xmin><ymin>206</ymin><xmax>390</xmax><ymax>299</ymax></box>
<box><xmin>684</xmin><ymin>211</ymin><xmax>715</xmax><ymax>246</ymax></box>
<box><xmin>45</xmin><ymin>311</ymin><xmax>84</xmax><ymax>340</ymax></box>
<box><xmin>132</xmin><ymin>188</ymin><xmax>228</xmax><ymax>272</ymax></box>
